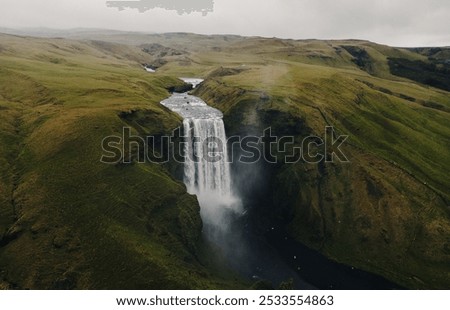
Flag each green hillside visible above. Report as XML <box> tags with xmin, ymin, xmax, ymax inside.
<box><xmin>191</xmin><ymin>38</ymin><xmax>450</xmax><ymax>289</ymax></box>
<box><xmin>0</xmin><ymin>31</ymin><xmax>449</xmax><ymax>289</ymax></box>
<box><xmin>0</xmin><ymin>33</ymin><xmax>244</xmax><ymax>289</ymax></box>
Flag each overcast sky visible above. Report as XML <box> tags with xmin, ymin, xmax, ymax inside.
<box><xmin>1</xmin><ymin>0</ymin><xmax>449</xmax><ymax>47</ymax></box>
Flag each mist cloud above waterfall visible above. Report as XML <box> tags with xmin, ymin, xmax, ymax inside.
<box><xmin>1</xmin><ymin>0</ymin><xmax>449</xmax><ymax>46</ymax></box>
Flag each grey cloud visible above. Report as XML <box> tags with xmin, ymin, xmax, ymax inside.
<box><xmin>0</xmin><ymin>0</ymin><xmax>448</xmax><ymax>47</ymax></box>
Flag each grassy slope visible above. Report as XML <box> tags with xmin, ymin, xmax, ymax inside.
<box><xmin>0</xmin><ymin>34</ymin><xmax>244</xmax><ymax>289</ymax></box>
<box><xmin>185</xmin><ymin>38</ymin><xmax>450</xmax><ymax>288</ymax></box>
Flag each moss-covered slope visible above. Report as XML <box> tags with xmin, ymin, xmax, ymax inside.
<box><xmin>0</xmin><ymin>34</ymin><xmax>244</xmax><ymax>289</ymax></box>
<box><xmin>190</xmin><ymin>39</ymin><xmax>450</xmax><ymax>289</ymax></box>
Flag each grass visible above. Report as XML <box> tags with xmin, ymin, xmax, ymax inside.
<box><xmin>0</xmin><ymin>32</ymin><xmax>449</xmax><ymax>289</ymax></box>
<box><xmin>0</xmin><ymin>33</ymin><xmax>246</xmax><ymax>289</ymax></box>
<box><xmin>187</xmin><ymin>38</ymin><xmax>450</xmax><ymax>288</ymax></box>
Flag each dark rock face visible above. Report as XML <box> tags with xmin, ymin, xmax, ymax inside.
<box><xmin>0</xmin><ymin>225</ymin><xmax>22</xmax><ymax>247</ymax></box>
<box><xmin>166</xmin><ymin>83</ymin><xmax>193</xmax><ymax>93</ymax></box>
<box><xmin>388</xmin><ymin>57</ymin><xmax>450</xmax><ymax>92</ymax></box>
<box><xmin>341</xmin><ymin>46</ymin><xmax>374</xmax><ymax>74</ymax></box>
<box><xmin>141</xmin><ymin>43</ymin><xmax>187</xmax><ymax>58</ymax></box>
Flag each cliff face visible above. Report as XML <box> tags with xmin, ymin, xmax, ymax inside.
<box><xmin>193</xmin><ymin>46</ymin><xmax>450</xmax><ymax>288</ymax></box>
<box><xmin>0</xmin><ymin>34</ymin><xmax>243</xmax><ymax>289</ymax></box>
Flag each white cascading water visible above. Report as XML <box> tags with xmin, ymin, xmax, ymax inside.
<box><xmin>183</xmin><ymin>118</ymin><xmax>232</xmax><ymax>196</ymax></box>
<box><xmin>161</xmin><ymin>78</ymin><xmax>241</xmax><ymax>234</ymax></box>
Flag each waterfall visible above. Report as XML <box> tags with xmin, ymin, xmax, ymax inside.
<box><xmin>183</xmin><ymin>118</ymin><xmax>231</xmax><ymax>197</ymax></box>
<box><xmin>182</xmin><ymin>118</ymin><xmax>241</xmax><ymax>231</ymax></box>
<box><xmin>161</xmin><ymin>79</ymin><xmax>241</xmax><ymax>234</ymax></box>
<box><xmin>160</xmin><ymin>78</ymin><xmax>306</xmax><ymax>287</ymax></box>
